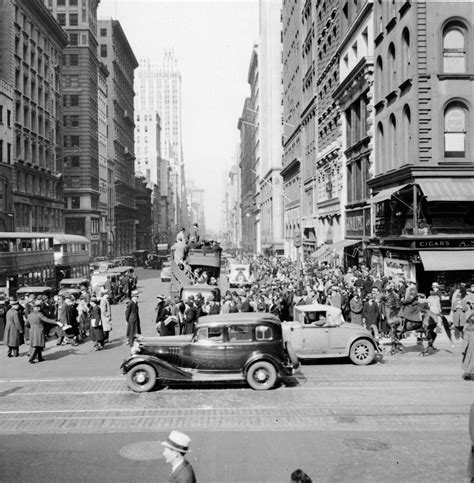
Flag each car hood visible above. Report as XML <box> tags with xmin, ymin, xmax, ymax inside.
<box><xmin>139</xmin><ymin>335</ymin><xmax>193</xmax><ymax>346</ymax></box>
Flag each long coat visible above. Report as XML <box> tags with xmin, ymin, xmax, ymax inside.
<box><xmin>100</xmin><ymin>296</ymin><xmax>112</xmax><ymax>331</ymax></box>
<box><xmin>125</xmin><ymin>300</ymin><xmax>141</xmax><ymax>340</ymax></box>
<box><xmin>26</xmin><ymin>311</ymin><xmax>56</xmax><ymax>348</ymax></box>
<box><xmin>362</xmin><ymin>300</ymin><xmax>381</xmax><ymax>328</ymax></box>
<box><xmin>349</xmin><ymin>297</ymin><xmax>363</xmax><ymax>326</ymax></box>
<box><xmin>89</xmin><ymin>305</ymin><xmax>104</xmax><ymax>342</ymax></box>
<box><xmin>462</xmin><ymin>319</ymin><xmax>474</xmax><ymax>375</ymax></box>
<box><xmin>399</xmin><ymin>287</ymin><xmax>421</xmax><ymax>322</ymax></box>
<box><xmin>3</xmin><ymin>307</ymin><xmax>24</xmax><ymax>347</ymax></box>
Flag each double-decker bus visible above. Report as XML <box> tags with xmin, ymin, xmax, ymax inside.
<box><xmin>53</xmin><ymin>234</ymin><xmax>90</xmax><ymax>282</ymax></box>
<box><xmin>0</xmin><ymin>232</ymin><xmax>56</xmax><ymax>296</ymax></box>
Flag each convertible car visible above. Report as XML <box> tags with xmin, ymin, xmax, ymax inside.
<box><xmin>282</xmin><ymin>304</ymin><xmax>382</xmax><ymax>365</ymax></box>
<box><xmin>121</xmin><ymin>313</ymin><xmax>299</xmax><ymax>392</ymax></box>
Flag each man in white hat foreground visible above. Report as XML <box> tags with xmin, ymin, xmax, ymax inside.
<box><xmin>161</xmin><ymin>430</ymin><xmax>196</xmax><ymax>482</ymax></box>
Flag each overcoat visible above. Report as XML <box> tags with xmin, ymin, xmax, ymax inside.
<box><xmin>125</xmin><ymin>300</ymin><xmax>141</xmax><ymax>339</ymax></box>
<box><xmin>100</xmin><ymin>296</ymin><xmax>112</xmax><ymax>331</ymax></box>
<box><xmin>169</xmin><ymin>459</ymin><xmax>196</xmax><ymax>483</ymax></box>
<box><xmin>89</xmin><ymin>305</ymin><xmax>104</xmax><ymax>342</ymax></box>
<box><xmin>462</xmin><ymin>318</ymin><xmax>474</xmax><ymax>375</ymax></box>
<box><xmin>349</xmin><ymin>296</ymin><xmax>363</xmax><ymax>326</ymax></box>
<box><xmin>362</xmin><ymin>300</ymin><xmax>381</xmax><ymax>328</ymax></box>
<box><xmin>26</xmin><ymin>311</ymin><xmax>56</xmax><ymax>348</ymax></box>
<box><xmin>3</xmin><ymin>307</ymin><xmax>24</xmax><ymax>347</ymax></box>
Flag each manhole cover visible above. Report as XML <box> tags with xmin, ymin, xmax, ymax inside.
<box><xmin>119</xmin><ymin>441</ymin><xmax>164</xmax><ymax>460</ymax></box>
<box><xmin>343</xmin><ymin>438</ymin><xmax>391</xmax><ymax>452</ymax></box>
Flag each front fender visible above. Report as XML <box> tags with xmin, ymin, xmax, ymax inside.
<box><xmin>121</xmin><ymin>355</ymin><xmax>193</xmax><ymax>381</ymax></box>
<box><xmin>345</xmin><ymin>335</ymin><xmax>381</xmax><ymax>354</ymax></box>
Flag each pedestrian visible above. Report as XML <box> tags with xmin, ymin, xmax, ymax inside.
<box><xmin>349</xmin><ymin>291</ymin><xmax>363</xmax><ymax>326</ymax></box>
<box><xmin>0</xmin><ymin>296</ymin><xmax>8</xmax><ymax>341</ymax></box>
<box><xmin>100</xmin><ymin>289</ymin><xmax>112</xmax><ymax>343</ymax></box>
<box><xmin>3</xmin><ymin>300</ymin><xmax>24</xmax><ymax>357</ymax></box>
<box><xmin>125</xmin><ymin>290</ymin><xmax>141</xmax><ymax>345</ymax></box>
<box><xmin>156</xmin><ymin>295</ymin><xmax>171</xmax><ymax>336</ymax></box>
<box><xmin>362</xmin><ymin>294</ymin><xmax>381</xmax><ymax>332</ymax></box>
<box><xmin>290</xmin><ymin>469</ymin><xmax>312</xmax><ymax>483</ymax></box>
<box><xmin>462</xmin><ymin>314</ymin><xmax>474</xmax><ymax>381</ymax></box>
<box><xmin>182</xmin><ymin>299</ymin><xmax>197</xmax><ymax>335</ymax></box>
<box><xmin>89</xmin><ymin>296</ymin><xmax>105</xmax><ymax>350</ymax></box>
<box><xmin>25</xmin><ymin>301</ymin><xmax>59</xmax><ymax>363</ymax></box>
<box><xmin>161</xmin><ymin>430</ymin><xmax>196</xmax><ymax>483</ymax></box>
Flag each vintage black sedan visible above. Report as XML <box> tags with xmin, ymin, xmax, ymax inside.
<box><xmin>121</xmin><ymin>313</ymin><xmax>299</xmax><ymax>392</ymax></box>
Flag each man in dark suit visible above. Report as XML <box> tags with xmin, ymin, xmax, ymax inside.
<box><xmin>125</xmin><ymin>290</ymin><xmax>141</xmax><ymax>345</ymax></box>
<box><xmin>161</xmin><ymin>430</ymin><xmax>196</xmax><ymax>483</ymax></box>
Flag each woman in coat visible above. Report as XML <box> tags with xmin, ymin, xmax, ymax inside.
<box><xmin>89</xmin><ymin>297</ymin><xmax>104</xmax><ymax>350</ymax></box>
<box><xmin>4</xmin><ymin>300</ymin><xmax>24</xmax><ymax>357</ymax></box>
<box><xmin>349</xmin><ymin>292</ymin><xmax>363</xmax><ymax>326</ymax></box>
<box><xmin>462</xmin><ymin>314</ymin><xmax>474</xmax><ymax>380</ymax></box>
<box><xmin>26</xmin><ymin>301</ymin><xmax>58</xmax><ymax>363</ymax></box>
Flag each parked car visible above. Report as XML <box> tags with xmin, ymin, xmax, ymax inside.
<box><xmin>160</xmin><ymin>265</ymin><xmax>172</xmax><ymax>282</ymax></box>
<box><xmin>16</xmin><ymin>286</ymin><xmax>54</xmax><ymax>299</ymax></box>
<box><xmin>121</xmin><ymin>313</ymin><xmax>299</xmax><ymax>392</ymax></box>
<box><xmin>282</xmin><ymin>304</ymin><xmax>382</xmax><ymax>365</ymax></box>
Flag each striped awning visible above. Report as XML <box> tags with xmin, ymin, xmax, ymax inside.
<box><xmin>417</xmin><ymin>178</ymin><xmax>474</xmax><ymax>202</ymax></box>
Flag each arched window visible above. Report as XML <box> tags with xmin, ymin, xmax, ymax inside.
<box><xmin>389</xmin><ymin>114</ymin><xmax>397</xmax><ymax>168</ymax></box>
<box><xmin>402</xmin><ymin>28</ymin><xmax>411</xmax><ymax>81</ymax></box>
<box><xmin>403</xmin><ymin>105</ymin><xmax>412</xmax><ymax>164</ymax></box>
<box><xmin>376</xmin><ymin>122</ymin><xmax>384</xmax><ymax>172</ymax></box>
<box><xmin>388</xmin><ymin>43</ymin><xmax>396</xmax><ymax>91</ymax></box>
<box><xmin>444</xmin><ymin>101</ymin><xmax>468</xmax><ymax>158</ymax></box>
<box><xmin>376</xmin><ymin>56</ymin><xmax>383</xmax><ymax>100</ymax></box>
<box><xmin>443</xmin><ymin>22</ymin><xmax>467</xmax><ymax>73</ymax></box>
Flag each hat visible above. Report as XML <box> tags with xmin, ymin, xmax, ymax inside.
<box><xmin>102</xmin><ymin>289</ymin><xmax>109</xmax><ymax>294</ymax></box>
<box><xmin>431</xmin><ymin>282</ymin><xmax>440</xmax><ymax>288</ymax></box>
<box><xmin>33</xmin><ymin>300</ymin><xmax>43</xmax><ymax>308</ymax></box>
<box><xmin>68</xmin><ymin>295</ymin><xmax>76</xmax><ymax>301</ymax></box>
<box><xmin>9</xmin><ymin>299</ymin><xmax>19</xmax><ymax>305</ymax></box>
<box><xmin>161</xmin><ymin>430</ymin><xmax>191</xmax><ymax>454</ymax></box>
<box><xmin>90</xmin><ymin>296</ymin><xmax>98</xmax><ymax>303</ymax></box>
<box><xmin>156</xmin><ymin>294</ymin><xmax>166</xmax><ymax>300</ymax></box>
<box><xmin>131</xmin><ymin>290</ymin><xmax>139</xmax><ymax>296</ymax></box>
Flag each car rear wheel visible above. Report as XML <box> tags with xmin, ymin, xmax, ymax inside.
<box><xmin>349</xmin><ymin>339</ymin><xmax>375</xmax><ymax>366</ymax></box>
<box><xmin>126</xmin><ymin>363</ymin><xmax>157</xmax><ymax>392</ymax></box>
<box><xmin>246</xmin><ymin>361</ymin><xmax>277</xmax><ymax>390</ymax></box>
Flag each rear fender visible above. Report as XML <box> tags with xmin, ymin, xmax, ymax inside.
<box><xmin>243</xmin><ymin>352</ymin><xmax>285</xmax><ymax>377</ymax></box>
<box><xmin>121</xmin><ymin>355</ymin><xmax>193</xmax><ymax>381</ymax></box>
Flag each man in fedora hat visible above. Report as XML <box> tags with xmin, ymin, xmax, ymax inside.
<box><xmin>161</xmin><ymin>430</ymin><xmax>196</xmax><ymax>482</ymax></box>
<box><xmin>25</xmin><ymin>301</ymin><xmax>59</xmax><ymax>363</ymax></box>
<box><xmin>3</xmin><ymin>299</ymin><xmax>24</xmax><ymax>357</ymax></box>
<box><xmin>125</xmin><ymin>290</ymin><xmax>141</xmax><ymax>345</ymax></box>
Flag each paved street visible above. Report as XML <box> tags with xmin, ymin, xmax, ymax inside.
<box><xmin>0</xmin><ymin>268</ymin><xmax>472</xmax><ymax>482</ymax></box>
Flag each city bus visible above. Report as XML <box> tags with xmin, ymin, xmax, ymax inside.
<box><xmin>53</xmin><ymin>234</ymin><xmax>91</xmax><ymax>282</ymax></box>
<box><xmin>0</xmin><ymin>232</ymin><xmax>56</xmax><ymax>296</ymax></box>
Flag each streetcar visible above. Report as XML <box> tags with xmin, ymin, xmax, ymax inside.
<box><xmin>53</xmin><ymin>233</ymin><xmax>91</xmax><ymax>282</ymax></box>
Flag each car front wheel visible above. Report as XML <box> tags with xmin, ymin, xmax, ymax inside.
<box><xmin>349</xmin><ymin>339</ymin><xmax>375</xmax><ymax>365</ymax></box>
<box><xmin>126</xmin><ymin>363</ymin><xmax>157</xmax><ymax>392</ymax></box>
<box><xmin>246</xmin><ymin>361</ymin><xmax>277</xmax><ymax>390</ymax></box>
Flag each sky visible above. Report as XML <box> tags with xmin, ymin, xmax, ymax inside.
<box><xmin>97</xmin><ymin>0</ymin><xmax>260</xmax><ymax>234</ymax></box>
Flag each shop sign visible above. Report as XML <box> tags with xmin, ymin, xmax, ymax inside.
<box><xmin>414</xmin><ymin>239</ymin><xmax>474</xmax><ymax>249</ymax></box>
<box><xmin>384</xmin><ymin>258</ymin><xmax>416</xmax><ymax>283</ymax></box>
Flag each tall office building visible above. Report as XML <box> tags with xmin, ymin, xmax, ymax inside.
<box><xmin>98</xmin><ymin>19</ymin><xmax>138</xmax><ymax>256</ymax></box>
<box><xmin>44</xmin><ymin>0</ymin><xmax>101</xmax><ymax>256</ymax></box>
<box><xmin>135</xmin><ymin>51</ymin><xmax>188</xmax><ymax>232</ymax></box>
<box><xmin>0</xmin><ymin>0</ymin><xmax>68</xmax><ymax>233</ymax></box>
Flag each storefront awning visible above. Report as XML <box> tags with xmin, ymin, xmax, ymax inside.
<box><xmin>327</xmin><ymin>239</ymin><xmax>360</xmax><ymax>250</ymax></box>
<box><xmin>309</xmin><ymin>244</ymin><xmax>330</xmax><ymax>259</ymax></box>
<box><xmin>369</xmin><ymin>184</ymin><xmax>411</xmax><ymax>204</ymax></box>
<box><xmin>417</xmin><ymin>178</ymin><xmax>474</xmax><ymax>202</ymax></box>
<box><xmin>419</xmin><ymin>250</ymin><xmax>474</xmax><ymax>271</ymax></box>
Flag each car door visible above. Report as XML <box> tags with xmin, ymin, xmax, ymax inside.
<box><xmin>187</xmin><ymin>326</ymin><xmax>227</xmax><ymax>370</ymax></box>
<box><xmin>301</xmin><ymin>311</ymin><xmax>330</xmax><ymax>356</ymax></box>
<box><xmin>226</xmin><ymin>324</ymin><xmax>254</xmax><ymax>370</ymax></box>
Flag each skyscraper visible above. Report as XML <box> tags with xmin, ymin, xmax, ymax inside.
<box><xmin>135</xmin><ymin>51</ymin><xmax>188</xmax><ymax>233</ymax></box>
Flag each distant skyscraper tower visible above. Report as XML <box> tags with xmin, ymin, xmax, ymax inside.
<box><xmin>135</xmin><ymin>50</ymin><xmax>187</xmax><ymax>230</ymax></box>
<box><xmin>135</xmin><ymin>51</ymin><xmax>183</xmax><ymax>168</ymax></box>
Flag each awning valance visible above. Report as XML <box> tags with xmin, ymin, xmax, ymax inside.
<box><xmin>417</xmin><ymin>178</ymin><xmax>474</xmax><ymax>202</ymax></box>
<box><xmin>419</xmin><ymin>250</ymin><xmax>474</xmax><ymax>271</ymax></box>
<box><xmin>369</xmin><ymin>183</ymin><xmax>411</xmax><ymax>204</ymax></box>
<box><xmin>328</xmin><ymin>239</ymin><xmax>360</xmax><ymax>250</ymax></box>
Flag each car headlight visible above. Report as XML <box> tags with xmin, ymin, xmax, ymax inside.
<box><xmin>130</xmin><ymin>340</ymin><xmax>141</xmax><ymax>355</ymax></box>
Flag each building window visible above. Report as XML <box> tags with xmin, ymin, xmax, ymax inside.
<box><xmin>71</xmin><ymin>136</ymin><xmax>80</xmax><ymax>147</ymax></box>
<box><xmin>71</xmin><ymin>197</ymin><xmax>80</xmax><ymax>209</ymax></box>
<box><xmin>100</xmin><ymin>44</ymin><xmax>107</xmax><ymax>57</ymax></box>
<box><xmin>70</xmin><ymin>95</ymin><xmax>79</xmax><ymax>106</ymax></box>
<box><xmin>389</xmin><ymin>114</ymin><xmax>397</xmax><ymax>169</ymax></box>
<box><xmin>69</xmin><ymin>33</ymin><xmax>78</xmax><ymax>46</ymax></box>
<box><xmin>388</xmin><ymin>43</ymin><xmax>396</xmax><ymax>92</ymax></box>
<box><xmin>70</xmin><ymin>0</ymin><xmax>78</xmax><ymax>5</ymax></box>
<box><xmin>376</xmin><ymin>56</ymin><xmax>383</xmax><ymax>101</ymax></box>
<box><xmin>401</xmin><ymin>28</ymin><xmax>411</xmax><ymax>81</ymax></box>
<box><xmin>57</xmin><ymin>13</ymin><xmax>66</xmax><ymax>26</ymax></box>
<box><xmin>402</xmin><ymin>105</ymin><xmax>412</xmax><ymax>164</ymax></box>
<box><xmin>100</xmin><ymin>28</ymin><xmax>107</xmax><ymax>37</ymax></box>
<box><xmin>57</xmin><ymin>0</ymin><xmax>65</xmax><ymax>5</ymax></box>
<box><xmin>443</xmin><ymin>22</ymin><xmax>467</xmax><ymax>73</ymax></box>
<box><xmin>71</xmin><ymin>155</ymin><xmax>80</xmax><ymax>167</ymax></box>
<box><xmin>444</xmin><ymin>101</ymin><xmax>467</xmax><ymax>158</ymax></box>
<box><xmin>69</xmin><ymin>14</ymin><xmax>78</xmax><ymax>26</ymax></box>
<box><xmin>70</xmin><ymin>54</ymin><xmax>79</xmax><ymax>66</ymax></box>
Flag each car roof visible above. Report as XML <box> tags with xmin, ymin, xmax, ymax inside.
<box><xmin>294</xmin><ymin>303</ymin><xmax>342</xmax><ymax>316</ymax></box>
<box><xmin>17</xmin><ymin>286</ymin><xmax>53</xmax><ymax>293</ymax></box>
<box><xmin>196</xmin><ymin>313</ymin><xmax>281</xmax><ymax>327</ymax></box>
<box><xmin>59</xmin><ymin>278</ymin><xmax>89</xmax><ymax>284</ymax></box>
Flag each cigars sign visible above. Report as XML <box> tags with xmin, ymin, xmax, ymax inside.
<box><xmin>414</xmin><ymin>239</ymin><xmax>474</xmax><ymax>249</ymax></box>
